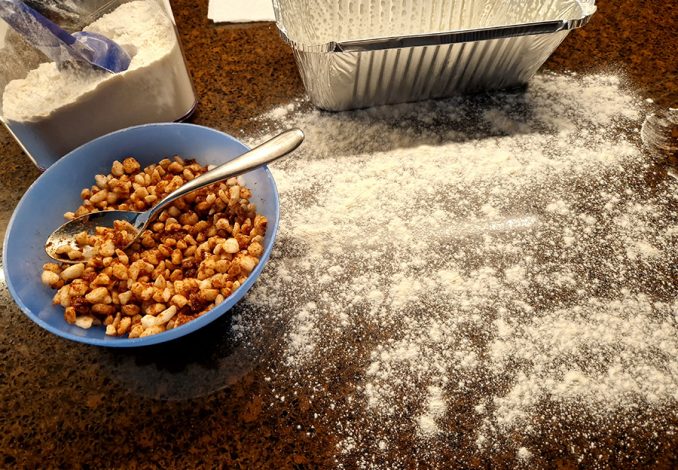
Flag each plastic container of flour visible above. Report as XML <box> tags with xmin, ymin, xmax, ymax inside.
<box><xmin>273</xmin><ymin>0</ymin><xmax>597</xmax><ymax>111</ymax></box>
<box><xmin>0</xmin><ymin>0</ymin><xmax>196</xmax><ymax>169</ymax></box>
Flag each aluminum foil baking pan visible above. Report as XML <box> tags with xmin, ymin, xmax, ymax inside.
<box><xmin>273</xmin><ymin>0</ymin><xmax>596</xmax><ymax>111</ymax></box>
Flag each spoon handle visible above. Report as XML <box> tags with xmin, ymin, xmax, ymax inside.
<box><xmin>146</xmin><ymin>128</ymin><xmax>304</xmax><ymax>221</ymax></box>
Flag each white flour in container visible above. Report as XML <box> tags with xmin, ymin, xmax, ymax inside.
<box><xmin>1</xmin><ymin>0</ymin><xmax>194</xmax><ymax>168</ymax></box>
<box><xmin>235</xmin><ymin>72</ymin><xmax>677</xmax><ymax>468</ymax></box>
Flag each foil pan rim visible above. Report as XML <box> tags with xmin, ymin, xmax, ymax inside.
<box><xmin>273</xmin><ymin>1</ymin><xmax>596</xmax><ymax>53</ymax></box>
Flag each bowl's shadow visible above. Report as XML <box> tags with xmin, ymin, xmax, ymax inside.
<box><xmin>96</xmin><ymin>304</ymin><xmax>257</xmax><ymax>401</ymax></box>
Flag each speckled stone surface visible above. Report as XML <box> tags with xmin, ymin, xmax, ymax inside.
<box><xmin>0</xmin><ymin>0</ymin><xmax>676</xmax><ymax>468</ymax></box>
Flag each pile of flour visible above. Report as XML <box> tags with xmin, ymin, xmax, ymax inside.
<box><xmin>1</xmin><ymin>0</ymin><xmax>194</xmax><ymax>168</ymax></box>
<box><xmin>234</xmin><ymin>72</ymin><xmax>677</xmax><ymax>467</ymax></box>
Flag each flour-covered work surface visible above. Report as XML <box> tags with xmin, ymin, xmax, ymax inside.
<box><xmin>232</xmin><ymin>72</ymin><xmax>677</xmax><ymax>468</ymax></box>
<box><xmin>1</xmin><ymin>0</ymin><xmax>677</xmax><ymax>466</ymax></box>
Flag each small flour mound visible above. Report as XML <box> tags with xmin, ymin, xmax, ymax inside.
<box><xmin>235</xmin><ymin>72</ymin><xmax>677</xmax><ymax>468</ymax></box>
<box><xmin>416</xmin><ymin>386</ymin><xmax>448</xmax><ymax>438</ymax></box>
<box><xmin>517</xmin><ymin>447</ymin><xmax>533</xmax><ymax>461</ymax></box>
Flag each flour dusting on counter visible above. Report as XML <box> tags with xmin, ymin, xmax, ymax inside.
<box><xmin>236</xmin><ymin>72</ymin><xmax>677</xmax><ymax>468</ymax></box>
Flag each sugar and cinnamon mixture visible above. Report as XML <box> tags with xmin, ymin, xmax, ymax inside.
<box><xmin>236</xmin><ymin>73</ymin><xmax>677</xmax><ymax>467</ymax></box>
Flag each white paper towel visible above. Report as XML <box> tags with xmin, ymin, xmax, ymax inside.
<box><xmin>208</xmin><ymin>0</ymin><xmax>275</xmax><ymax>23</ymax></box>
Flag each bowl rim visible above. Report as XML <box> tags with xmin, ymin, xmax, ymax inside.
<box><xmin>2</xmin><ymin>122</ymin><xmax>280</xmax><ymax>347</ymax></box>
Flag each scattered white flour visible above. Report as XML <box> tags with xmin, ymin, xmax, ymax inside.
<box><xmin>235</xmin><ymin>72</ymin><xmax>677</xmax><ymax>468</ymax></box>
<box><xmin>485</xmin><ymin>294</ymin><xmax>678</xmax><ymax>433</ymax></box>
<box><xmin>0</xmin><ymin>0</ymin><xmax>195</xmax><ymax>167</ymax></box>
<box><xmin>264</xmin><ymin>102</ymin><xmax>298</xmax><ymax>120</ymax></box>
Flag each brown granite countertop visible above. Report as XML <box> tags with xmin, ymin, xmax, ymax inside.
<box><xmin>0</xmin><ymin>0</ymin><xmax>676</xmax><ymax>468</ymax></box>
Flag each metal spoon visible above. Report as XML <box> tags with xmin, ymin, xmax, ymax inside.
<box><xmin>0</xmin><ymin>0</ymin><xmax>131</xmax><ymax>73</ymax></box>
<box><xmin>45</xmin><ymin>128</ymin><xmax>304</xmax><ymax>263</ymax></box>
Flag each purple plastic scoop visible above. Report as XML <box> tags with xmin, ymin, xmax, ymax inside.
<box><xmin>0</xmin><ymin>0</ymin><xmax>130</xmax><ymax>73</ymax></box>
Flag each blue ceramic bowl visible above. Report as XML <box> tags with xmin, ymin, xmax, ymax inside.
<box><xmin>3</xmin><ymin>123</ymin><xmax>279</xmax><ymax>347</ymax></box>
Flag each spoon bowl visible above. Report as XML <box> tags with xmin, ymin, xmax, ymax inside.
<box><xmin>45</xmin><ymin>129</ymin><xmax>304</xmax><ymax>263</ymax></box>
<box><xmin>45</xmin><ymin>210</ymin><xmax>141</xmax><ymax>260</ymax></box>
<box><xmin>72</xmin><ymin>30</ymin><xmax>132</xmax><ymax>73</ymax></box>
